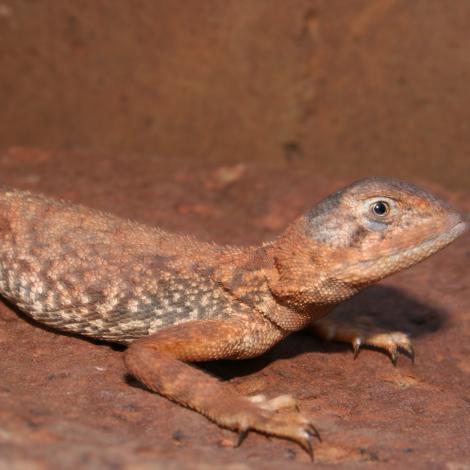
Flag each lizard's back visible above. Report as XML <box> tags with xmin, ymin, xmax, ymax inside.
<box><xmin>0</xmin><ymin>188</ymin><xmax>238</xmax><ymax>343</ymax></box>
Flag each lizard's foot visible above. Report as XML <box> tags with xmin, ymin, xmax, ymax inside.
<box><xmin>231</xmin><ymin>398</ymin><xmax>320</xmax><ymax>458</ymax></box>
<box><xmin>310</xmin><ymin>317</ymin><xmax>414</xmax><ymax>366</ymax></box>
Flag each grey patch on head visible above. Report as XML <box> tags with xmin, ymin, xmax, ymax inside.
<box><xmin>303</xmin><ymin>189</ymin><xmax>344</xmax><ymax>241</ymax></box>
<box><xmin>303</xmin><ymin>188</ymin><xmax>362</xmax><ymax>247</ymax></box>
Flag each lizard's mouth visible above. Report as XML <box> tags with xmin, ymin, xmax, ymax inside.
<box><xmin>340</xmin><ymin>219</ymin><xmax>467</xmax><ymax>284</ymax></box>
<box><xmin>388</xmin><ymin>219</ymin><xmax>467</xmax><ymax>262</ymax></box>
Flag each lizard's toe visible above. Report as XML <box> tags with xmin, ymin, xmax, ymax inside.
<box><xmin>229</xmin><ymin>398</ymin><xmax>320</xmax><ymax>459</ymax></box>
<box><xmin>258</xmin><ymin>410</ymin><xmax>321</xmax><ymax>458</ymax></box>
<box><xmin>353</xmin><ymin>331</ymin><xmax>414</xmax><ymax>365</ymax></box>
<box><xmin>312</xmin><ymin>317</ymin><xmax>415</xmax><ymax>365</ymax></box>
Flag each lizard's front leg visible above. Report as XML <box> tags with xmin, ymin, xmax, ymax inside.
<box><xmin>307</xmin><ymin>316</ymin><xmax>414</xmax><ymax>365</ymax></box>
<box><xmin>124</xmin><ymin>319</ymin><xmax>319</xmax><ymax>455</ymax></box>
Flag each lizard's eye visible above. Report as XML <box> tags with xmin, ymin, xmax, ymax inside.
<box><xmin>370</xmin><ymin>201</ymin><xmax>390</xmax><ymax>216</ymax></box>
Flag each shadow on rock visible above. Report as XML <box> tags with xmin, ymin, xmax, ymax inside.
<box><xmin>203</xmin><ymin>284</ymin><xmax>446</xmax><ymax>380</ymax></box>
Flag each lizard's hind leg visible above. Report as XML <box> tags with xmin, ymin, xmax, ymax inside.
<box><xmin>308</xmin><ymin>316</ymin><xmax>414</xmax><ymax>365</ymax></box>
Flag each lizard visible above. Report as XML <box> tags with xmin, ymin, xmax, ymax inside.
<box><xmin>0</xmin><ymin>177</ymin><xmax>466</xmax><ymax>458</ymax></box>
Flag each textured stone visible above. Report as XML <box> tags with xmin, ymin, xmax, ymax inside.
<box><xmin>0</xmin><ymin>149</ymin><xmax>468</xmax><ymax>468</ymax></box>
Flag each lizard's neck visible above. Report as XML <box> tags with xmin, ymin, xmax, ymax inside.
<box><xmin>211</xmin><ymin>244</ymin><xmax>333</xmax><ymax>332</ymax></box>
<box><xmin>263</xmin><ymin>222</ymin><xmax>361</xmax><ymax>309</ymax></box>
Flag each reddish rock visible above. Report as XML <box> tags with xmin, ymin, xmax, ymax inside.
<box><xmin>0</xmin><ymin>149</ymin><xmax>468</xmax><ymax>468</ymax></box>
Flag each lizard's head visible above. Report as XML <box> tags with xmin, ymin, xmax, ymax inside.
<box><xmin>269</xmin><ymin>177</ymin><xmax>467</xmax><ymax>308</ymax></box>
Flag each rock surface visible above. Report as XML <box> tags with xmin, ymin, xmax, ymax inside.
<box><xmin>0</xmin><ymin>149</ymin><xmax>468</xmax><ymax>469</ymax></box>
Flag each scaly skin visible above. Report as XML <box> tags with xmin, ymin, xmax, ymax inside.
<box><xmin>0</xmin><ymin>177</ymin><xmax>466</xmax><ymax>457</ymax></box>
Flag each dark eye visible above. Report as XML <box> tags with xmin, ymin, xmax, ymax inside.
<box><xmin>370</xmin><ymin>201</ymin><xmax>390</xmax><ymax>216</ymax></box>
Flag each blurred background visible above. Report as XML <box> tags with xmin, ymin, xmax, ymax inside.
<box><xmin>1</xmin><ymin>0</ymin><xmax>469</xmax><ymax>189</ymax></box>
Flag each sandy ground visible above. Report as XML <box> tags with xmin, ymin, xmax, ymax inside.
<box><xmin>0</xmin><ymin>149</ymin><xmax>468</xmax><ymax>469</ymax></box>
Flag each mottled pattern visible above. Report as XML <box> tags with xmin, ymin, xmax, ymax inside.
<box><xmin>0</xmin><ymin>188</ymin><xmax>238</xmax><ymax>343</ymax></box>
<box><xmin>2</xmin><ymin>267</ymin><xmax>234</xmax><ymax>343</ymax></box>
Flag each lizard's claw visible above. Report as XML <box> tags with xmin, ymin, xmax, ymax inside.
<box><xmin>231</xmin><ymin>396</ymin><xmax>320</xmax><ymax>460</ymax></box>
<box><xmin>350</xmin><ymin>331</ymin><xmax>414</xmax><ymax>366</ymax></box>
<box><xmin>401</xmin><ymin>342</ymin><xmax>415</xmax><ymax>363</ymax></box>
<box><xmin>304</xmin><ymin>439</ymin><xmax>314</xmax><ymax>461</ymax></box>
<box><xmin>260</xmin><ymin>411</ymin><xmax>318</xmax><ymax>461</ymax></box>
<box><xmin>235</xmin><ymin>428</ymin><xmax>250</xmax><ymax>447</ymax></box>
<box><xmin>311</xmin><ymin>318</ymin><xmax>415</xmax><ymax>366</ymax></box>
<box><xmin>352</xmin><ymin>337</ymin><xmax>362</xmax><ymax>359</ymax></box>
<box><xmin>306</xmin><ymin>422</ymin><xmax>322</xmax><ymax>442</ymax></box>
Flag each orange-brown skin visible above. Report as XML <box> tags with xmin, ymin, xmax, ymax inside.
<box><xmin>0</xmin><ymin>178</ymin><xmax>466</xmax><ymax>457</ymax></box>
